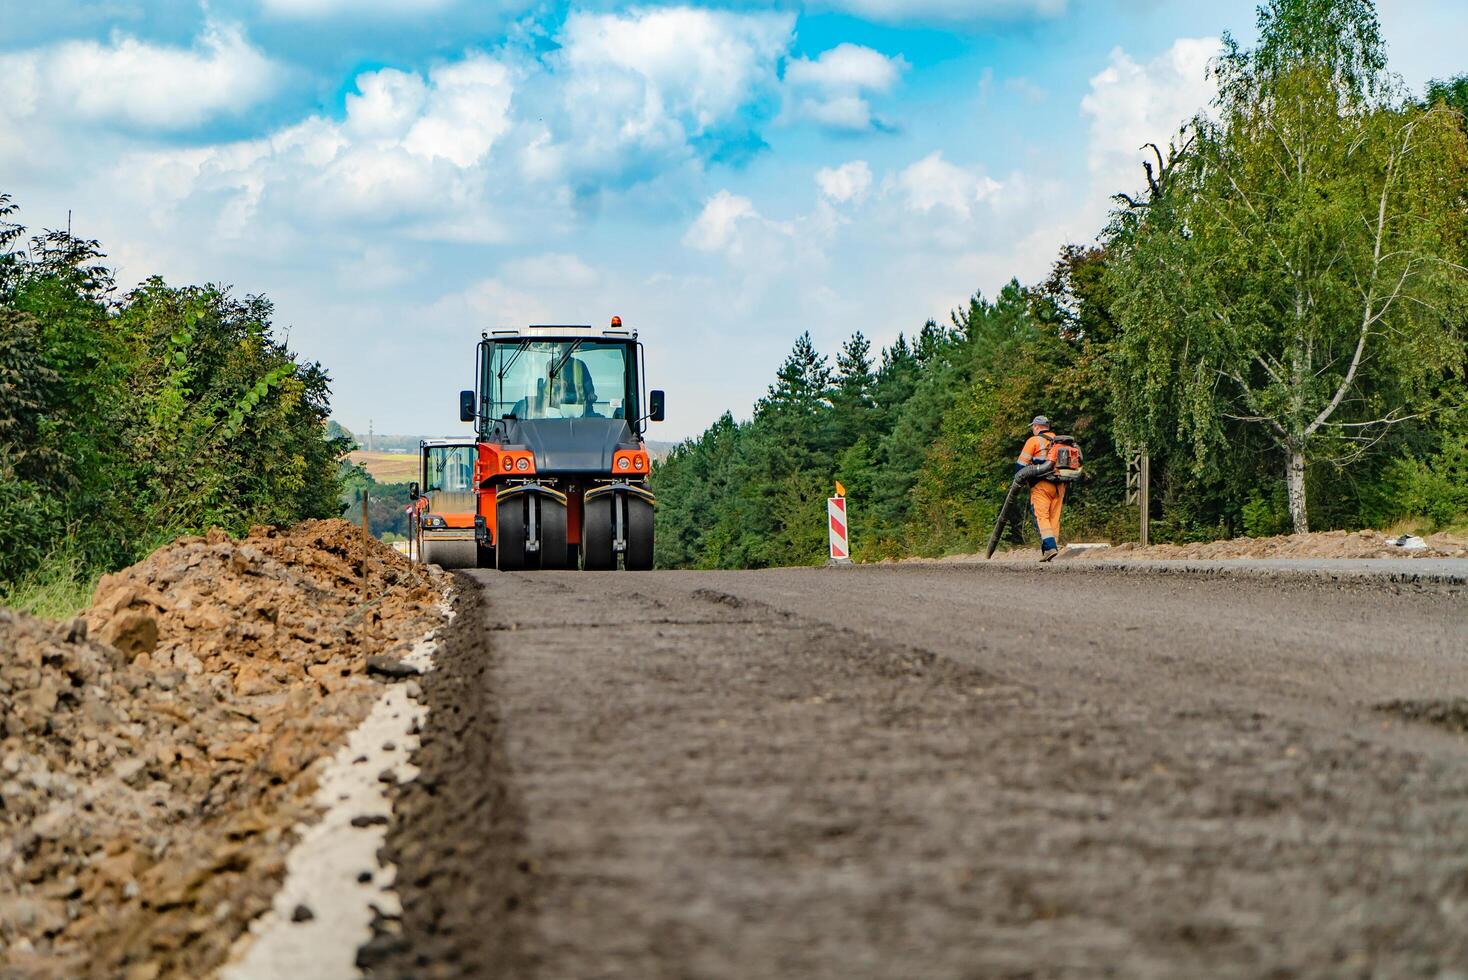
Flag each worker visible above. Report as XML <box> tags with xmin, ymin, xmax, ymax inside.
<box><xmin>1017</xmin><ymin>415</ymin><xmax>1064</xmax><ymax>562</ymax></box>
<box><xmin>550</xmin><ymin>356</ymin><xmax>601</xmax><ymax>418</ymax></box>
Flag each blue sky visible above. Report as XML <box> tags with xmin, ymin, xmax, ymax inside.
<box><xmin>3</xmin><ymin>0</ymin><xmax>1465</xmax><ymax>441</ymax></box>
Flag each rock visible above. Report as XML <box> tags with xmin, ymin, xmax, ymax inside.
<box><xmin>99</xmin><ymin>610</ymin><xmax>158</xmax><ymax>657</ymax></box>
<box><xmin>366</xmin><ymin>655</ymin><xmax>421</xmax><ymax>679</ymax></box>
<box><xmin>91</xmin><ymin>583</ymin><xmax>138</xmax><ymax>619</ymax></box>
<box><xmin>263</xmin><ymin>729</ymin><xmax>305</xmax><ymax>781</ymax></box>
<box><xmin>0</xmin><ymin>895</ymin><xmax>68</xmax><ymax>937</ymax></box>
<box><xmin>65</xmin><ymin>618</ymin><xmax>89</xmax><ymax>643</ymax></box>
<box><xmin>124</xmin><ymin>961</ymin><xmax>162</xmax><ymax>980</ymax></box>
<box><xmin>113</xmin><ymin>758</ymin><xmax>147</xmax><ymax>784</ymax></box>
<box><xmin>33</xmin><ymin>803</ymin><xmax>76</xmax><ymax>840</ymax></box>
<box><xmin>291</xmin><ymin>903</ymin><xmax>314</xmax><ymax>923</ymax></box>
<box><xmin>350</xmin><ymin>814</ymin><xmax>389</xmax><ymax>828</ymax></box>
<box><xmin>233</xmin><ymin>663</ymin><xmax>275</xmax><ymax>697</ymax></box>
<box><xmin>30</xmin><ymin>681</ymin><xmax>60</xmax><ymax>715</ymax></box>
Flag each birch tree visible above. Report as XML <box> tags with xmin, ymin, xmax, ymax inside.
<box><xmin>1108</xmin><ymin>0</ymin><xmax>1468</xmax><ymax>532</ymax></box>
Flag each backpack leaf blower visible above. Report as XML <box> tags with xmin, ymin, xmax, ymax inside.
<box><xmin>985</xmin><ymin>461</ymin><xmax>1054</xmax><ymax>559</ymax></box>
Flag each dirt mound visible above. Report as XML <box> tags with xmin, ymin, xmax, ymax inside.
<box><xmin>965</xmin><ymin>529</ymin><xmax>1468</xmax><ymax>564</ymax></box>
<box><xmin>0</xmin><ymin>520</ymin><xmax>445</xmax><ymax>979</ymax></box>
<box><xmin>1102</xmin><ymin>529</ymin><xmax>1468</xmax><ymax>561</ymax></box>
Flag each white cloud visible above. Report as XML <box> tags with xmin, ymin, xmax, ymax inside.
<box><xmin>1080</xmin><ymin>37</ymin><xmax>1220</xmax><ymax>198</ymax></box>
<box><xmin>402</xmin><ymin>57</ymin><xmax>514</xmax><ymax>167</ymax></box>
<box><xmin>428</xmin><ymin>277</ymin><xmax>557</xmax><ymax>331</ymax></box>
<box><xmin>815</xmin><ymin>160</ymin><xmax>872</xmax><ymax>205</ymax></box>
<box><xmin>683</xmin><ymin>191</ymin><xmax>761</xmax><ymax>253</ymax></box>
<box><xmin>811</xmin><ymin>0</ymin><xmax>1067</xmax><ymax>24</ymax></box>
<box><xmin>783</xmin><ymin>44</ymin><xmax>906</xmax><ymax>132</ymax></box>
<box><xmin>0</xmin><ymin>22</ymin><xmax>276</xmax><ymax>130</ymax></box>
<box><xmin>104</xmin><ymin>53</ymin><xmax>517</xmax><ymax>242</ymax></box>
<box><xmin>554</xmin><ymin>7</ymin><xmax>793</xmax><ymax>174</ymax></box>
<box><xmin>425</xmin><ymin>253</ymin><xmax>602</xmax><ymax>339</ymax></box>
<box><xmin>893</xmin><ymin>151</ymin><xmax>1001</xmax><ymax>218</ymax></box>
<box><xmin>500</xmin><ymin>253</ymin><xmax>601</xmax><ymax>290</ymax></box>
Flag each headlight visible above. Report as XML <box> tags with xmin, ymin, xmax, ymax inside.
<box><xmin>633</xmin><ymin>456</ymin><xmax>645</xmax><ymax>470</ymax></box>
<box><xmin>516</xmin><ymin>457</ymin><xmax>530</xmax><ymax>471</ymax></box>
<box><xmin>617</xmin><ymin>457</ymin><xmax>631</xmax><ymax>471</ymax></box>
<box><xmin>503</xmin><ymin>457</ymin><xmax>514</xmax><ymax>471</ymax></box>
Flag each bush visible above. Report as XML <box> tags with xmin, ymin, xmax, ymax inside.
<box><xmin>1372</xmin><ymin>443</ymin><xmax>1468</xmax><ymax>530</ymax></box>
<box><xmin>1242</xmin><ymin>485</ymin><xmax>1292</xmax><ymax>538</ymax></box>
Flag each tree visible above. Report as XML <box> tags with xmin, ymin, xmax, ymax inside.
<box><xmin>829</xmin><ymin>331</ymin><xmax>876</xmax><ymax>450</ymax></box>
<box><xmin>0</xmin><ymin>192</ymin><xmax>350</xmax><ymax>591</ymax></box>
<box><xmin>1108</xmin><ymin>0</ymin><xmax>1468</xmax><ymax>532</ymax></box>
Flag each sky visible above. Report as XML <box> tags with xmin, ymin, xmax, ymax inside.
<box><xmin>3</xmin><ymin>1</ymin><xmax>1465</xmax><ymax>441</ymax></box>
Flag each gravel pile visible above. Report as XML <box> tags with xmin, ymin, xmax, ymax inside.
<box><xmin>0</xmin><ymin>520</ymin><xmax>446</xmax><ymax>979</ymax></box>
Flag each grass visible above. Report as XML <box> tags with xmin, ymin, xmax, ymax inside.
<box><xmin>1382</xmin><ymin>516</ymin><xmax>1468</xmax><ymax>540</ymax></box>
<box><xmin>0</xmin><ymin>548</ymin><xmax>101</xmax><ymax>620</ymax></box>
<box><xmin>348</xmin><ymin>450</ymin><xmax>419</xmax><ymax>483</ymax></box>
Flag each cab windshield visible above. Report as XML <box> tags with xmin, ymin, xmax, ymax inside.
<box><xmin>482</xmin><ymin>340</ymin><xmax>635</xmax><ymax>422</ymax></box>
<box><xmin>423</xmin><ymin>445</ymin><xmax>475</xmax><ymax>494</ymax></box>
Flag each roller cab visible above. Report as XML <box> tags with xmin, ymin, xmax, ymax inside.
<box><xmin>411</xmin><ymin>439</ymin><xmax>480</xmax><ymax>569</ymax></box>
<box><xmin>460</xmin><ymin>320</ymin><xmax>665</xmax><ymax>571</ymax></box>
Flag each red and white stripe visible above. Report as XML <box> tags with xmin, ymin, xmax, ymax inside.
<box><xmin>828</xmin><ymin>497</ymin><xmax>849</xmax><ymax>561</ymax></box>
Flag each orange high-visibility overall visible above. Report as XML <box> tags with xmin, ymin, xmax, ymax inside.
<box><xmin>1029</xmin><ymin>480</ymin><xmax>1065</xmax><ymax>543</ymax></box>
<box><xmin>1018</xmin><ymin>433</ymin><xmax>1065</xmax><ymax>545</ymax></box>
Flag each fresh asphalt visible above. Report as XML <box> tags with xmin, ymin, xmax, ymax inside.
<box><xmin>373</xmin><ymin>561</ymin><xmax>1468</xmax><ymax>979</ymax></box>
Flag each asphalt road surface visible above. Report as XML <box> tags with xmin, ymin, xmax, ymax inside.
<box><xmin>371</xmin><ymin>564</ymin><xmax>1468</xmax><ymax>979</ymax></box>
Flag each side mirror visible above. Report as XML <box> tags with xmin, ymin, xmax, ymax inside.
<box><xmin>409</xmin><ymin>482</ymin><xmax>420</xmax><ymax>500</ymax></box>
<box><xmin>649</xmin><ymin>390</ymin><xmax>665</xmax><ymax>423</ymax></box>
<box><xmin>459</xmin><ymin>390</ymin><xmax>476</xmax><ymax>423</ymax></box>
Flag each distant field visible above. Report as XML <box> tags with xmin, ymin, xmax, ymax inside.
<box><xmin>349</xmin><ymin>451</ymin><xmax>418</xmax><ymax>484</ymax></box>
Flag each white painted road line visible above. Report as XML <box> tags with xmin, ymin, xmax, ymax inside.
<box><xmin>220</xmin><ymin>603</ymin><xmax>450</xmax><ymax>979</ymax></box>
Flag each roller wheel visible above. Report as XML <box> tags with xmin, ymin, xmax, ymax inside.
<box><xmin>582</xmin><ymin>495</ymin><xmax>615</xmax><ymax>571</ymax></box>
<box><xmin>625</xmin><ymin>497</ymin><xmax>654</xmax><ymax>571</ymax></box>
<box><xmin>422</xmin><ymin>537</ymin><xmax>478</xmax><ymax>570</ymax></box>
<box><xmin>496</xmin><ymin>496</ymin><xmax>527</xmax><ymax>571</ymax></box>
<box><xmin>539</xmin><ymin>499</ymin><xmax>571</xmax><ymax>570</ymax></box>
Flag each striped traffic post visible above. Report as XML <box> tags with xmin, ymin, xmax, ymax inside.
<box><xmin>827</xmin><ymin>494</ymin><xmax>853</xmax><ymax>565</ymax></box>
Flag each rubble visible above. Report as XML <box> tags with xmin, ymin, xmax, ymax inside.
<box><xmin>0</xmin><ymin>520</ymin><xmax>446</xmax><ymax>978</ymax></box>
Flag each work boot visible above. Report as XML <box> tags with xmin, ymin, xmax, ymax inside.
<box><xmin>1040</xmin><ymin>546</ymin><xmax>1058</xmax><ymax>562</ymax></box>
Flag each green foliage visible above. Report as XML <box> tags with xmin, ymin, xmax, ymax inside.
<box><xmin>1361</xmin><ymin>401</ymin><xmax>1468</xmax><ymax>529</ymax></box>
<box><xmin>1108</xmin><ymin>0</ymin><xmax>1468</xmax><ymax>533</ymax></box>
<box><xmin>0</xmin><ymin>195</ymin><xmax>350</xmax><ymax>604</ymax></box>
<box><xmin>1242</xmin><ymin>486</ymin><xmax>1293</xmax><ymax>538</ymax></box>
<box><xmin>339</xmin><ymin>466</ymin><xmax>416</xmax><ymax>539</ymax></box>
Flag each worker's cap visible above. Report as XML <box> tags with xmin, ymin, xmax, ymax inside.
<box><xmin>1030</xmin><ymin>415</ymin><xmax>1051</xmax><ymax>428</ymax></box>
